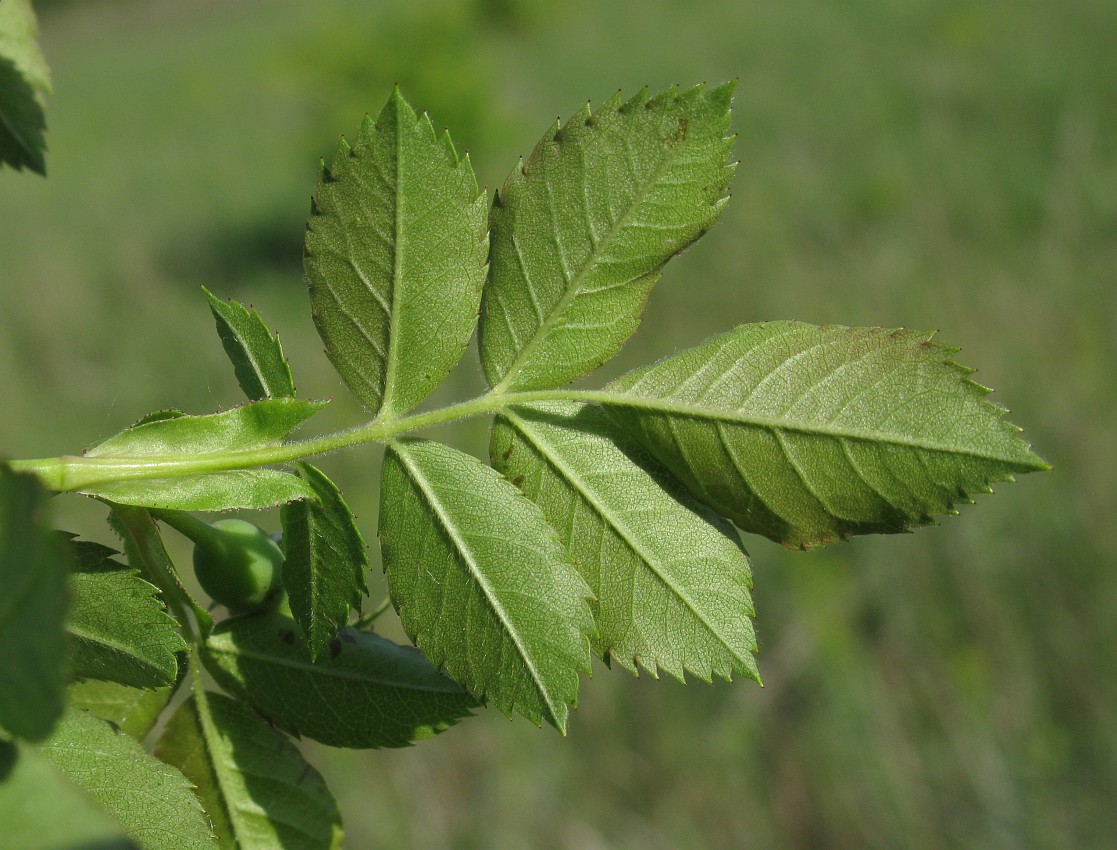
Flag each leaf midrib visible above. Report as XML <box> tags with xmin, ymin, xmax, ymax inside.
<box><xmin>492</xmin><ymin>116</ymin><xmax>694</xmax><ymax>392</ymax></box>
<box><xmin>391</xmin><ymin>442</ymin><xmax>560</xmax><ymax>721</ymax></box>
<box><xmin>506</xmin><ymin>409</ymin><xmax>755</xmax><ymax>669</ymax></box>
<box><xmin>597</xmin><ymin>392</ymin><xmax>1037</xmax><ymax>466</ymax></box>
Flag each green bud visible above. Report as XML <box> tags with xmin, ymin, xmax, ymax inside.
<box><xmin>192</xmin><ymin>518</ymin><xmax>284</xmax><ymax>613</ymax></box>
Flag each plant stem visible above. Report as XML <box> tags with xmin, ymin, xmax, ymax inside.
<box><xmin>7</xmin><ymin>388</ymin><xmax>626</xmax><ymax>492</ymax></box>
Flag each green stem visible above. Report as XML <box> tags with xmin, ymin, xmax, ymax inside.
<box><xmin>8</xmin><ymin>388</ymin><xmax>622</xmax><ymax>493</ymax></box>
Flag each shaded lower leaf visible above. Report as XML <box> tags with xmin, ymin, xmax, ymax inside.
<box><xmin>0</xmin><ymin>738</ymin><xmax>135</xmax><ymax>849</ymax></box>
<box><xmin>157</xmin><ymin>688</ymin><xmax>343</xmax><ymax>850</ymax></box>
<box><xmin>68</xmin><ymin>676</ymin><xmax>181</xmax><ymax>741</ymax></box>
<box><xmin>605</xmin><ymin>321</ymin><xmax>1049</xmax><ymax>548</ymax></box>
<box><xmin>66</xmin><ymin>539</ymin><xmax>186</xmax><ymax>688</ymax></box>
<box><xmin>85</xmin><ymin>469</ymin><xmax>316</xmax><ymax>512</ymax></box>
<box><xmin>0</xmin><ymin>465</ymin><xmax>69</xmax><ymax>741</ymax></box>
<box><xmin>202</xmin><ymin>612</ymin><xmax>476</xmax><ymax>748</ymax></box>
<box><xmin>37</xmin><ymin>707</ymin><xmax>218</xmax><ymax>850</ymax></box>
<box><xmin>281</xmin><ymin>462</ymin><xmax>369</xmax><ymax>661</ymax></box>
<box><xmin>380</xmin><ymin>438</ymin><xmax>593</xmax><ymax>730</ymax></box>
<box><xmin>493</xmin><ymin>402</ymin><xmax>759</xmax><ymax>683</ymax></box>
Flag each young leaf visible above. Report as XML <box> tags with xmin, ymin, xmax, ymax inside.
<box><xmin>604</xmin><ymin>321</ymin><xmax>1050</xmax><ymax>548</ymax></box>
<box><xmin>202</xmin><ymin>612</ymin><xmax>477</xmax><ymax>749</ymax></box>
<box><xmin>157</xmin><ymin>689</ymin><xmax>343</xmax><ymax>850</ymax></box>
<box><xmin>66</xmin><ymin>539</ymin><xmax>186</xmax><ymax>689</ymax></box>
<box><xmin>68</xmin><ymin>677</ymin><xmax>181</xmax><ymax>741</ymax></box>
<box><xmin>305</xmin><ymin>87</ymin><xmax>488</xmax><ymax>419</ymax></box>
<box><xmin>0</xmin><ymin>465</ymin><xmax>69</xmax><ymax>741</ymax></box>
<box><xmin>205</xmin><ymin>287</ymin><xmax>295</xmax><ymax>401</ymax></box>
<box><xmin>37</xmin><ymin>708</ymin><xmax>219</xmax><ymax>850</ymax></box>
<box><xmin>492</xmin><ymin>402</ymin><xmax>759</xmax><ymax>682</ymax></box>
<box><xmin>280</xmin><ymin>462</ymin><xmax>369</xmax><ymax>661</ymax></box>
<box><xmin>0</xmin><ymin>739</ymin><xmax>136</xmax><ymax>850</ymax></box>
<box><xmin>85</xmin><ymin>469</ymin><xmax>316</xmax><ymax>512</ymax></box>
<box><xmin>380</xmin><ymin>438</ymin><xmax>593</xmax><ymax>730</ymax></box>
<box><xmin>479</xmin><ymin>82</ymin><xmax>736</xmax><ymax>392</ymax></box>
<box><xmin>0</xmin><ymin>0</ymin><xmax>50</xmax><ymax>175</ymax></box>
<box><xmin>87</xmin><ymin>398</ymin><xmax>325</xmax><ymax>459</ymax></box>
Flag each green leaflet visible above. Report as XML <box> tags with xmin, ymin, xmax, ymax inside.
<box><xmin>605</xmin><ymin>321</ymin><xmax>1049</xmax><ymax>548</ymax></box>
<box><xmin>305</xmin><ymin>87</ymin><xmax>488</xmax><ymax>418</ymax></box>
<box><xmin>205</xmin><ymin>287</ymin><xmax>295</xmax><ymax>401</ymax></box>
<box><xmin>479</xmin><ymin>82</ymin><xmax>736</xmax><ymax>392</ymax></box>
<box><xmin>157</xmin><ymin>688</ymin><xmax>343</xmax><ymax>850</ymax></box>
<box><xmin>68</xmin><ymin>677</ymin><xmax>181</xmax><ymax>741</ymax></box>
<box><xmin>37</xmin><ymin>708</ymin><xmax>219</xmax><ymax>850</ymax></box>
<box><xmin>380</xmin><ymin>438</ymin><xmax>593</xmax><ymax>730</ymax></box>
<box><xmin>87</xmin><ymin>398</ymin><xmax>325</xmax><ymax>458</ymax></box>
<box><xmin>281</xmin><ymin>462</ymin><xmax>369</xmax><ymax>661</ymax></box>
<box><xmin>85</xmin><ymin>469</ymin><xmax>316</xmax><ymax>512</ymax></box>
<box><xmin>109</xmin><ymin>505</ymin><xmax>213</xmax><ymax>638</ymax></box>
<box><xmin>0</xmin><ymin>739</ymin><xmax>135</xmax><ymax>850</ymax></box>
<box><xmin>66</xmin><ymin>539</ymin><xmax>186</xmax><ymax>689</ymax></box>
<box><xmin>202</xmin><ymin>612</ymin><xmax>477</xmax><ymax>749</ymax></box>
<box><xmin>0</xmin><ymin>0</ymin><xmax>50</xmax><ymax>175</ymax></box>
<box><xmin>492</xmin><ymin>402</ymin><xmax>759</xmax><ymax>683</ymax></box>
<box><xmin>0</xmin><ymin>466</ymin><xmax>68</xmax><ymax>741</ymax></box>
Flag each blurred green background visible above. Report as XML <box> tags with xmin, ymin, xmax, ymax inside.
<box><xmin>2</xmin><ymin>0</ymin><xmax>1114</xmax><ymax>847</ymax></box>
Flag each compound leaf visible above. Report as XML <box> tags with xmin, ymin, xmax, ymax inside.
<box><xmin>205</xmin><ymin>287</ymin><xmax>295</xmax><ymax>401</ymax></box>
<box><xmin>281</xmin><ymin>462</ymin><xmax>369</xmax><ymax>661</ymax></box>
<box><xmin>305</xmin><ymin>87</ymin><xmax>488</xmax><ymax>418</ymax></box>
<box><xmin>68</xmin><ymin>677</ymin><xmax>181</xmax><ymax>741</ymax></box>
<box><xmin>0</xmin><ymin>0</ymin><xmax>50</xmax><ymax>175</ymax></box>
<box><xmin>380</xmin><ymin>438</ymin><xmax>593</xmax><ymax>730</ymax></box>
<box><xmin>0</xmin><ymin>739</ymin><xmax>135</xmax><ymax>850</ymax></box>
<box><xmin>0</xmin><ymin>465</ymin><xmax>69</xmax><ymax>741</ymax></box>
<box><xmin>605</xmin><ymin>321</ymin><xmax>1050</xmax><ymax>548</ymax></box>
<box><xmin>492</xmin><ymin>402</ymin><xmax>759</xmax><ymax>682</ymax></box>
<box><xmin>479</xmin><ymin>82</ymin><xmax>736</xmax><ymax>392</ymax></box>
<box><xmin>37</xmin><ymin>707</ymin><xmax>218</xmax><ymax>850</ymax></box>
<box><xmin>87</xmin><ymin>398</ymin><xmax>325</xmax><ymax>459</ymax></box>
<box><xmin>85</xmin><ymin>469</ymin><xmax>316</xmax><ymax>512</ymax></box>
<box><xmin>157</xmin><ymin>688</ymin><xmax>343</xmax><ymax>850</ymax></box>
<box><xmin>202</xmin><ymin>612</ymin><xmax>476</xmax><ymax>749</ymax></box>
<box><xmin>66</xmin><ymin>539</ymin><xmax>186</xmax><ymax>689</ymax></box>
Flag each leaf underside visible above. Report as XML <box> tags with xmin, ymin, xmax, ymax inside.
<box><xmin>380</xmin><ymin>438</ymin><xmax>593</xmax><ymax>730</ymax></box>
<box><xmin>205</xmin><ymin>287</ymin><xmax>295</xmax><ymax>401</ymax></box>
<box><xmin>68</xmin><ymin>677</ymin><xmax>180</xmax><ymax>741</ymax></box>
<box><xmin>203</xmin><ymin>612</ymin><xmax>477</xmax><ymax>749</ymax></box>
<box><xmin>86</xmin><ymin>398</ymin><xmax>325</xmax><ymax>458</ymax></box>
<box><xmin>83</xmin><ymin>469</ymin><xmax>316</xmax><ymax>512</ymax></box>
<box><xmin>0</xmin><ymin>739</ymin><xmax>135</xmax><ymax>849</ymax></box>
<box><xmin>492</xmin><ymin>402</ymin><xmax>759</xmax><ymax>683</ymax></box>
<box><xmin>281</xmin><ymin>461</ymin><xmax>369</xmax><ymax>661</ymax></box>
<box><xmin>158</xmin><ymin>689</ymin><xmax>343</xmax><ymax>850</ymax></box>
<box><xmin>605</xmin><ymin>321</ymin><xmax>1049</xmax><ymax>548</ymax></box>
<box><xmin>38</xmin><ymin>708</ymin><xmax>218</xmax><ymax>850</ymax></box>
<box><xmin>306</xmin><ymin>87</ymin><xmax>488</xmax><ymax>418</ymax></box>
<box><xmin>66</xmin><ymin>539</ymin><xmax>186</xmax><ymax>689</ymax></box>
<box><xmin>479</xmin><ymin>82</ymin><xmax>736</xmax><ymax>392</ymax></box>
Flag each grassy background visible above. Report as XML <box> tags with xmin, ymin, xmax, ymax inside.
<box><xmin>2</xmin><ymin>0</ymin><xmax>1114</xmax><ymax>847</ymax></box>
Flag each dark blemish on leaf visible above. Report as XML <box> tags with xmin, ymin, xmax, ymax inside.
<box><xmin>512</xmin><ymin>475</ymin><xmax>524</xmax><ymax>488</ymax></box>
<box><xmin>279</xmin><ymin>629</ymin><xmax>296</xmax><ymax>646</ymax></box>
<box><xmin>329</xmin><ymin>637</ymin><xmax>342</xmax><ymax>658</ymax></box>
<box><xmin>501</xmin><ymin>445</ymin><xmax>513</xmax><ymax>461</ymax></box>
